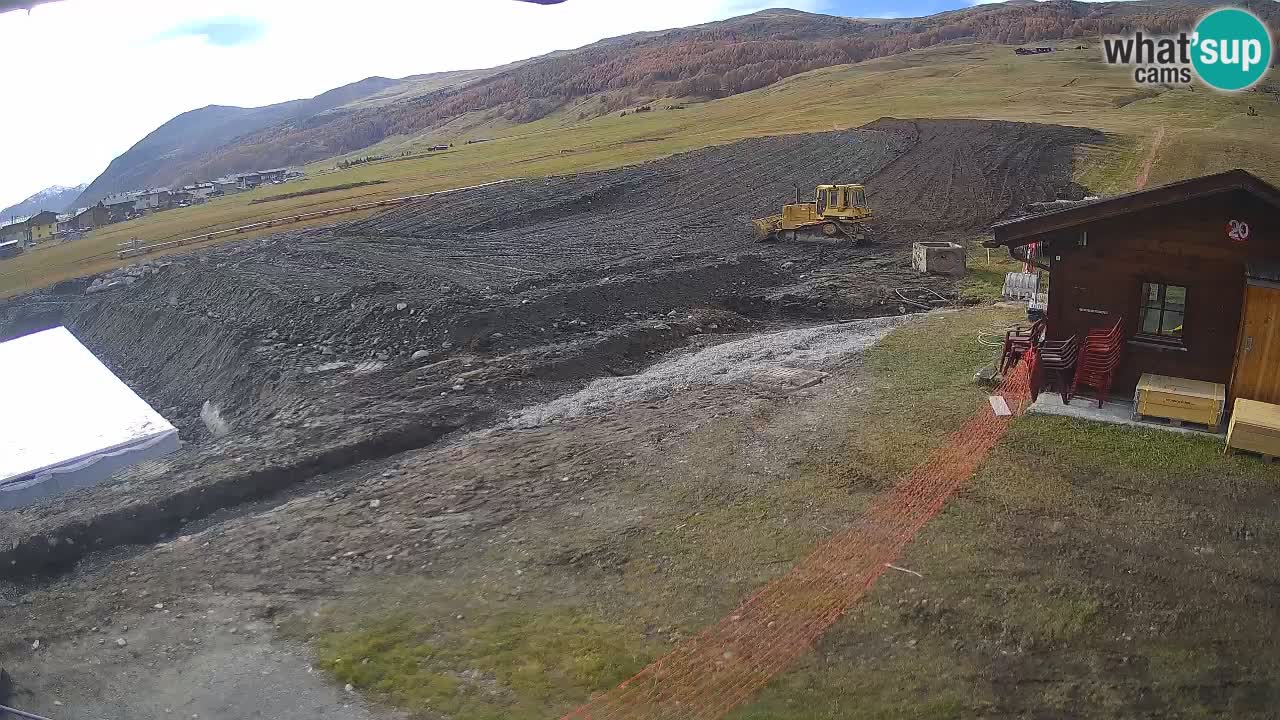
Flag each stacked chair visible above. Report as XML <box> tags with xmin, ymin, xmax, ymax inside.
<box><xmin>1008</xmin><ymin>317</ymin><xmax>1125</xmax><ymax>406</ymax></box>
<box><xmin>1071</xmin><ymin>318</ymin><xmax>1125</xmax><ymax>408</ymax></box>
<box><xmin>1030</xmin><ymin>335</ymin><xmax>1079</xmax><ymax>403</ymax></box>
<box><xmin>999</xmin><ymin>319</ymin><xmax>1046</xmax><ymax>375</ymax></box>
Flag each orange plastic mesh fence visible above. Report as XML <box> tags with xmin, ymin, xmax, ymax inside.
<box><xmin>563</xmin><ymin>363</ymin><xmax>1030</xmax><ymax>720</ymax></box>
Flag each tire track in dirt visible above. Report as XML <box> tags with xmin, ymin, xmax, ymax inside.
<box><xmin>563</xmin><ymin>364</ymin><xmax>1031</xmax><ymax>720</ymax></box>
<box><xmin>1135</xmin><ymin>126</ymin><xmax>1166</xmax><ymax>190</ymax></box>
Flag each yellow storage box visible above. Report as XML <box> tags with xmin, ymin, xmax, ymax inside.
<box><xmin>1227</xmin><ymin>398</ymin><xmax>1280</xmax><ymax>460</ymax></box>
<box><xmin>1134</xmin><ymin>373</ymin><xmax>1226</xmax><ymax>428</ymax></box>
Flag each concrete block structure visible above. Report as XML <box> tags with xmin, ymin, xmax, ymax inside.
<box><xmin>912</xmin><ymin>241</ymin><xmax>967</xmax><ymax>276</ymax></box>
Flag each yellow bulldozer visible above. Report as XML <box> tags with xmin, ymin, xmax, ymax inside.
<box><xmin>752</xmin><ymin>184</ymin><xmax>872</xmax><ymax>243</ymax></box>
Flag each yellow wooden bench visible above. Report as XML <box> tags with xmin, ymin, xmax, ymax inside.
<box><xmin>1227</xmin><ymin>398</ymin><xmax>1280</xmax><ymax>463</ymax></box>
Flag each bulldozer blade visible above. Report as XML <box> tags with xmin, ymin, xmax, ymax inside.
<box><xmin>752</xmin><ymin>216</ymin><xmax>782</xmax><ymax>242</ymax></box>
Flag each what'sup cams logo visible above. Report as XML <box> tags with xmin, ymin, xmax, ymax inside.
<box><xmin>1103</xmin><ymin>7</ymin><xmax>1273</xmax><ymax>91</ymax></box>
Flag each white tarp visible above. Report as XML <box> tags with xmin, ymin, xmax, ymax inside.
<box><xmin>0</xmin><ymin>327</ymin><xmax>178</xmax><ymax>510</ymax></box>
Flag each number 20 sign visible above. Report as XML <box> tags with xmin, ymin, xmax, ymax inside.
<box><xmin>1227</xmin><ymin>219</ymin><xmax>1251</xmax><ymax>242</ymax></box>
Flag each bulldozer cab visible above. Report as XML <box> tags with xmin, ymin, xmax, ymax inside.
<box><xmin>815</xmin><ymin>184</ymin><xmax>870</xmax><ymax>222</ymax></box>
<box><xmin>816</xmin><ymin>184</ymin><xmax>867</xmax><ymax>213</ymax></box>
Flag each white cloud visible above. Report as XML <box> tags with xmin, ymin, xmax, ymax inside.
<box><xmin>0</xmin><ymin>0</ymin><xmax>817</xmax><ymax>208</ymax></box>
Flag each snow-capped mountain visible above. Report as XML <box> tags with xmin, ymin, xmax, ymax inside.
<box><xmin>0</xmin><ymin>183</ymin><xmax>89</xmax><ymax>220</ymax></box>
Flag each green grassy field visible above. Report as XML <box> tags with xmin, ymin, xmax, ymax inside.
<box><xmin>3</xmin><ymin>41</ymin><xmax>1276</xmax><ymax>297</ymax></box>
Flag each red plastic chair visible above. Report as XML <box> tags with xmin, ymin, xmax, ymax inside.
<box><xmin>1086</xmin><ymin>318</ymin><xmax>1123</xmax><ymax>344</ymax></box>
<box><xmin>1000</xmin><ymin>319</ymin><xmax>1046</xmax><ymax>374</ymax></box>
<box><xmin>1030</xmin><ymin>335</ymin><xmax>1079</xmax><ymax>403</ymax></box>
<box><xmin>1072</xmin><ymin>318</ymin><xmax>1124</xmax><ymax>407</ymax></box>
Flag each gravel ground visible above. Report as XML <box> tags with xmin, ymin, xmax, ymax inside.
<box><xmin>507</xmin><ymin>315</ymin><xmax>907</xmax><ymax>426</ymax></box>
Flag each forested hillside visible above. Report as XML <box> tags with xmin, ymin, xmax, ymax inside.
<box><xmin>85</xmin><ymin>1</ymin><xmax>1280</xmax><ymax>199</ymax></box>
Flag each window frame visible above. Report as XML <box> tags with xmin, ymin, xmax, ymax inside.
<box><xmin>1136</xmin><ymin>280</ymin><xmax>1187</xmax><ymax>346</ymax></box>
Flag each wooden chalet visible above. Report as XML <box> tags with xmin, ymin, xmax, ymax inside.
<box><xmin>986</xmin><ymin>169</ymin><xmax>1280</xmax><ymax>408</ymax></box>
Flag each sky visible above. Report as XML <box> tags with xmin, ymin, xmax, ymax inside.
<box><xmin>0</xmin><ymin>0</ymin><xmax>1061</xmax><ymax>208</ymax></box>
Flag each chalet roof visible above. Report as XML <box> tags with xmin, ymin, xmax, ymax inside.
<box><xmin>985</xmin><ymin>169</ymin><xmax>1280</xmax><ymax>248</ymax></box>
<box><xmin>103</xmin><ymin>192</ymin><xmax>139</xmax><ymax>205</ymax></box>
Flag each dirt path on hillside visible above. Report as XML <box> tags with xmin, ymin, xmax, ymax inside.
<box><xmin>1135</xmin><ymin>126</ymin><xmax>1166</xmax><ymax>190</ymax></box>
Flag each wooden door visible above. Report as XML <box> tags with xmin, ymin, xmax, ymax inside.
<box><xmin>1231</xmin><ymin>283</ymin><xmax>1280</xmax><ymax>405</ymax></box>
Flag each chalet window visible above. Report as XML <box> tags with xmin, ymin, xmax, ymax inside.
<box><xmin>1138</xmin><ymin>282</ymin><xmax>1186</xmax><ymax>343</ymax></box>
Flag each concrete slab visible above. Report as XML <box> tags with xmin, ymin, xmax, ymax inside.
<box><xmin>1028</xmin><ymin>393</ymin><xmax>1225</xmax><ymax>438</ymax></box>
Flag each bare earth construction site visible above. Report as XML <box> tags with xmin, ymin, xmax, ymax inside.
<box><xmin>1</xmin><ymin>119</ymin><xmax>1095</xmax><ymax>571</ymax></box>
<box><xmin>3</xmin><ymin>119</ymin><xmax>1118</xmax><ymax>717</ymax></box>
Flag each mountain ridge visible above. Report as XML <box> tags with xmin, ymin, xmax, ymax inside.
<box><xmin>1</xmin><ymin>183</ymin><xmax>88</xmax><ymax>220</ymax></box>
<box><xmin>74</xmin><ymin>69</ymin><xmax>498</xmax><ymax>207</ymax></box>
<box><xmin>75</xmin><ymin>0</ymin><xmax>1280</xmax><ymax>207</ymax></box>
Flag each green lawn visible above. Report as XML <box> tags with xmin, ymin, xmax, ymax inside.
<box><xmin>735</xmin><ymin>412</ymin><xmax>1280</xmax><ymax>718</ymax></box>
<box><xmin>4</xmin><ymin>42</ymin><xmax>1277</xmax><ymax>297</ymax></box>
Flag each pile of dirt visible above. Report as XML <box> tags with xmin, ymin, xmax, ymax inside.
<box><xmin>861</xmin><ymin>118</ymin><xmax>1094</xmax><ymax>232</ymax></box>
<box><xmin>357</xmin><ymin>117</ymin><xmax>1097</xmax><ymax>242</ymax></box>
<box><xmin>0</xmin><ymin>118</ymin><xmax>1099</xmax><ymax>578</ymax></box>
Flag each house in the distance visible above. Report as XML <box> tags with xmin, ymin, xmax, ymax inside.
<box><xmin>26</xmin><ymin>211</ymin><xmax>58</xmax><ymax>244</ymax></box>
<box><xmin>0</xmin><ymin>212</ymin><xmax>57</xmax><ymax>248</ymax></box>
<box><xmin>102</xmin><ymin>192</ymin><xmax>140</xmax><ymax>222</ymax></box>
<box><xmin>211</xmin><ymin>178</ymin><xmax>242</xmax><ymax>196</ymax></box>
<box><xmin>73</xmin><ymin>203</ymin><xmax>110</xmax><ymax>231</ymax></box>
<box><xmin>0</xmin><ymin>216</ymin><xmax>30</xmax><ymax>247</ymax></box>
<box><xmin>175</xmin><ymin>183</ymin><xmax>216</xmax><ymax>204</ymax></box>
<box><xmin>210</xmin><ymin>167</ymin><xmax>301</xmax><ymax>194</ymax></box>
<box><xmin>257</xmin><ymin>168</ymin><xmax>291</xmax><ymax>184</ymax></box>
<box><xmin>0</xmin><ymin>216</ymin><xmax>25</xmax><ymax>257</ymax></box>
<box><xmin>133</xmin><ymin>188</ymin><xmax>172</xmax><ymax>213</ymax></box>
<box><xmin>233</xmin><ymin>171</ymin><xmax>264</xmax><ymax>190</ymax></box>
